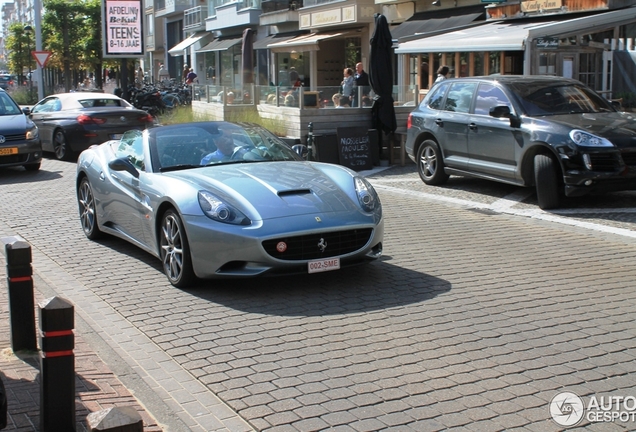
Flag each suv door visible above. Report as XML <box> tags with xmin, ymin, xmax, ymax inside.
<box><xmin>436</xmin><ymin>82</ymin><xmax>477</xmax><ymax>170</ymax></box>
<box><xmin>466</xmin><ymin>83</ymin><xmax>518</xmax><ymax>180</ymax></box>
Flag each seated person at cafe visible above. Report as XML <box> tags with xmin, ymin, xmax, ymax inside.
<box><xmin>200</xmin><ymin>132</ymin><xmax>247</xmax><ymax>164</ymax></box>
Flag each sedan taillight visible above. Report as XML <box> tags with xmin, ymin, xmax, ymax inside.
<box><xmin>139</xmin><ymin>114</ymin><xmax>154</xmax><ymax>123</ymax></box>
<box><xmin>407</xmin><ymin>113</ymin><xmax>412</xmax><ymax>129</ymax></box>
<box><xmin>77</xmin><ymin>114</ymin><xmax>106</xmax><ymax>125</ymax></box>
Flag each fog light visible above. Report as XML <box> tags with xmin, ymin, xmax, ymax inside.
<box><xmin>582</xmin><ymin>154</ymin><xmax>592</xmax><ymax>170</ymax></box>
<box><xmin>584</xmin><ymin>179</ymin><xmax>593</xmax><ymax>186</ymax></box>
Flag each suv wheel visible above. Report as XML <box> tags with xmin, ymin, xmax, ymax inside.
<box><xmin>417</xmin><ymin>140</ymin><xmax>449</xmax><ymax>185</ymax></box>
<box><xmin>534</xmin><ymin>154</ymin><xmax>560</xmax><ymax>210</ymax></box>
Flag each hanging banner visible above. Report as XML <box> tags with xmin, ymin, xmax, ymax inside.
<box><xmin>102</xmin><ymin>0</ymin><xmax>144</xmax><ymax>58</ymax></box>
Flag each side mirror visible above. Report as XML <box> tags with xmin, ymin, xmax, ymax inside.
<box><xmin>489</xmin><ymin>105</ymin><xmax>512</xmax><ymax>118</ymax></box>
<box><xmin>490</xmin><ymin>105</ymin><xmax>520</xmax><ymax>128</ymax></box>
<box><xmin>292</xmin><ymin>144</ymin><xmax>308</xmax><ymax>159</ymax></box>
<box><xmin>22</xmin><ymin>107</ymin><xmax>31</xmax><ymax>115</ymax></box>
<box><xmin>108</xmin><ymin>157</ymin><xmax>140</xmax><ymax>178</ymax></box>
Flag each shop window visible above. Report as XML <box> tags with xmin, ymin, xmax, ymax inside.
<box><xmin>489</xmin><ymin>52</ymin><xmax>501</xmax><ymax>75</ymax></box>
<box><xmin>474</xmin><ymin>53</ymin><xmax>484</xmax><ymax>76</ymax></box>
<box><xmin>538</xmin><ymin>53</ymin><xmax>556</xmax><ymax>75</ymax></box>
<box><xmin>579</xmin><ymin>53</ymin><xmax>599</xmax><ymax>90</ymax></box>
<box><xmin>459</xmin><ymin>53</ymin><xmax>469</xmax><ymax>77</ymax></box>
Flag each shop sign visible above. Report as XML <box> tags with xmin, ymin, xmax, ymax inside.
<box><xmin>536</xmin><ymin>37</ymin><xmax>559</xmax><ymax>49</ymax></box>
<box><xmin>521</xmin><ymin>0</ymin><xmax>562</xmax><ymax>13</ymax></box>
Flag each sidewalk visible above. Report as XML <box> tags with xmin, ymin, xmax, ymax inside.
<box><xmin>0</xmin><ymin>259</ymin><xmax>163</xmax><ymax>431</ymax></box>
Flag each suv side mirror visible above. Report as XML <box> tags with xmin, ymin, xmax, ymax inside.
<box><xmin>489</xmin><ymin>105</ymin><xmax>512</xmax><ymax>118</ymax></box>
<box><xmin>490</xmin><ymin>105</ymin><xmax>521</xmax><ymax>128</ymax></box>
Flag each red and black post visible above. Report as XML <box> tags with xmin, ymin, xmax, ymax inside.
<box><xmin>1</xmin><ymin>236</ymin><xmax>37</xmax><ymax>352</ymax></box>
<box><xmin>39</xmin><ymin>296</ymin><xmax>76</xmax><ymax>432</ymax></box>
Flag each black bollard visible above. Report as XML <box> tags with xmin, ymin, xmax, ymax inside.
<box><xmin>1</xmin><ymin>236</ymin><xmax>37</xmax><ymax>352</ymax></box>
<box><xmin>39</xmin><ymin>296</ymin><xmax>76</xmax><ymax>432</ymax></box>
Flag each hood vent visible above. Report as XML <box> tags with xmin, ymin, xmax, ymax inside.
<box><xmin>278</xmin><ymin>189</ymin><xmax>312</xmax><ymax>197</ymax></box>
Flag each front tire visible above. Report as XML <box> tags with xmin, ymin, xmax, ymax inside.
<box><xmin>78</xmin><ymin>177</ymin><xmax>102</xmax><ymax>240</ymax></box>
<box><xmin>417</xmin><ymin>140</ymin><xmax>449</xmax><ymax>185</ymax></box>
<box><xmin>160</xmin><ymin>209</ymin><xmax>195</xmax><ymax>288</ymax></box>
<box><xmin>534</xmin><ymin>154</ymin><xmax>560</xmax><ymax>210</ymax></box>
<box><xmin>54</xmin><ymin>129</ymin><xmax>73</xmax><ymax>161</ymax></box>
<box><xmin>24</xmin><ymin>162</ymin><xmax>40</xmax><ymax>171</ymax></box>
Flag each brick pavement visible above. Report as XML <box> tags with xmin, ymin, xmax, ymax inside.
<box><xmin>0</xmin><ymin>264</ymin><xmax>163</xmax><ymax>431</ymax></box>
<box><xmin>2</xmin><ymin>158</ymin><xmax>636</xmax><ymax>431</ymax></box>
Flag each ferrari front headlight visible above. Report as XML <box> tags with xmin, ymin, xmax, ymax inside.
<box><xmin>570</xmin><ymin>130</ymin><xmax>613</xmax><ymax>147</ymax></box>
<box><xmin>198</xmin><ymin>190</ymin><xmax>250</xmax><ymax>225</ymax></box>
<box><xmin>354</xmin><ymin>176</ymin><xmax>380</xmax><ymax>213</ymax></box>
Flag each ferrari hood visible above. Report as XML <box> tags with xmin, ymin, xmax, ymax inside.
<box><xmin>165</xmin><ymin>162</ymin><xmax>361</xmax><ymax>219</ymax></box>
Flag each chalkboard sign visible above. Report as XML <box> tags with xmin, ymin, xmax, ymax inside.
<box><xmin>336</xmin><ymin>127</ymin><xmax>373</xmax><ymax>171</ymax></box>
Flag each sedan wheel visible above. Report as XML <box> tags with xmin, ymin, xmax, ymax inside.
<box><xmin>54</xmin><ymin>130</ymin><xmax>73</xmax><ymax>161</ymax></box>
<box><xmin>160</xmin><ymin>209</ymin><xmax>195</xmax><ymax>288</ymax></box>
<box><xmin>417</xmin><ymin>140</ymin><xmax>449</xmax><ymax>185</ymax></box>
<box><xmin>78</xmin><ymin>177</ymin><xmax>102</xmax><ymax>240</ymax></box>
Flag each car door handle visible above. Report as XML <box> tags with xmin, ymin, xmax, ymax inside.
<box><xmin>99</xmin><ymin>172</ymin><xmax>105</xmax><ymax>181</ymax></box>
<box><xmin>435</xmin><ymin>119</ymin><xmax>443</xmax><ymax>126</ymax></box>
<box><xmin>469</xmin><ymin>123</ymin><xmax>478</xmax><ymax>130</ymax></box>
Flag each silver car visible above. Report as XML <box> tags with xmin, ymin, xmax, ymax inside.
<box><xmin>76</xmin><ymin>121</ymin><xmax>384</xmax><ymax>287</ymax></box>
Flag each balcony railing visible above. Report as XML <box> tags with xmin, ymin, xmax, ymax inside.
<box><xmin>184</xmin><ymin>6</ymin><xmax>208</xmax><ymax>29</ymax></box>
<box><xmin>261</xmin><ymin>0</ymin><xmax>301</xmax><ymax>13</ymax></box>
<box><xmin>155</xmin><ymin>0</ymin><xmax>191</xmax><ymax>15</ymax></box>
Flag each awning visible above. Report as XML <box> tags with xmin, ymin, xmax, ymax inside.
<box><xmin>198</xmin><ymin>37</ymin><xmax>242</xmax><ymax>52</ymax></box>
<box><xmin>395</xmin><ymin>7</ymin><xmax>636</xmax><ymax>54</ymax></box>
<box><xmin>268</xmin><ymin>32</ymin><xmax>345</xmax><ymax>53</ymax></box>
<box><xmin>391</xmin><ymin>5</ymin><xmax>486</xmax><ymax>40</ymax></box>
<box><xmin>396</xmin><ymin>20</ymin><xmax>554</xmax><ymax>53</ymax></box>
<box><xmin>253</xmin><ymin>31</ymin><xmax>308</xmax><ymax>50</ymax></box>
<box><xmin>168</xmin><ymin>32</ymin><xmax>210</xmax><ymax>57</ymax></box>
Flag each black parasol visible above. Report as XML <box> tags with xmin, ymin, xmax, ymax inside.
<box><xmin>369</xmin><ymin>14</ymin><xmax>397</xmax><ymax>135</ymax></box>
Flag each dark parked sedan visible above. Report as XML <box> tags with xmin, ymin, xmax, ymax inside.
<box><xmin>405</xmin><ymin>75</ymin><xmax>636</xmax><ymax>209</ymax></box>
<box><xmin>0</xmin><ymin>88</ymin><xmax>41</xmax><ymax>171</ymax></box>
<box><xmin>29</xmin><ymin>92</ymin><xmax>155</xmax><ymax>161</ymax></box>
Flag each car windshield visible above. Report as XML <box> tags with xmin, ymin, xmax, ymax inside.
<box><xmin>509</xmin><ymin>82</ymin><xmax>615</xmax><ymax>116</ymax></box>
<box><xmin>0</xmin><ymin>92</ymin><xmax>23</xmax><ymax>115</ymax></box>
<box><xmin>148</xmin><ymin>122</ymin><xmax>303</xmax><ymax>172</ymax></box>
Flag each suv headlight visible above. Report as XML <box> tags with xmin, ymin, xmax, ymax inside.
<box><xmin>198</xmin><ymin>190</ymin><xmax>250</xmax><ymax>225</ymax></box>
<box><xmin>570</xmin><ymin>130</ymin><xmax>613</xmax><ymax>147</ymax></box>
<box><xmin>354</xmin><ymin>176</ymin><xmax>380</xmax><ymax>213</ymax></box>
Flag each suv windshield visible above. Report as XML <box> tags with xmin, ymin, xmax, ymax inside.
<box><xmin>510</xmin><ymin>82</ymin><xmax>614</xmax><ymax>116</ymax></box>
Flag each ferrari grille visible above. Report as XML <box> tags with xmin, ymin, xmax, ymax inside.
<box><xmin>262</xmin><ymin>228</ymin><xmax>373</xmax><ymax>261</ymax></box>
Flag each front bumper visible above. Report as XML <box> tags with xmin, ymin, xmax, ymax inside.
<box><xmin>185</xmin><ymin>213</ymin><xmax>384</xmax><ymax>279</ymax></box>
<box><xmin>0</xmin><ymin>140</ymin><xmax>42</xmax><ymax>168</ymax></box>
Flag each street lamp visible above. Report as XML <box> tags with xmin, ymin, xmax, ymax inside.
<box><xmin>24</xmin><ymin>25</ymin><xmax>33</xmax><ymax>98</ymax></box>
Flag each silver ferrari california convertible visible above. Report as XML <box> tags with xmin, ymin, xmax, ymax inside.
<box><xmin>76</xmin><ymin>121</ymin><xmax>384</xmax><ymax>287</ymax></box>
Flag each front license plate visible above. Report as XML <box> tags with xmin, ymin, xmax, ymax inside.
<box><xmin>110</xmin><ymin>134</ymin><xmax>123</xmax><ymax>139</ymax></box>
<box><xmin>0</xmin><ymin>147</ymin><xmax>18</xmax><ymax>156</ymax></box>
<box><xmin>308</xmin><ymin>257</ymin><xmax>340</xmax><ymax>274</ymax></box>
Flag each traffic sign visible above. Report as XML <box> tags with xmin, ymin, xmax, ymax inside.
<box><xmin>32</xmin><ymin>51</ymin><xmax>51</xmax><ymax>68</ymax></box>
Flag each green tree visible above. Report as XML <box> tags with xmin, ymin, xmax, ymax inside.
<box><xmin>42</xmin><ymin>0</ymin><xmax>102</xmax><ymax>91</ymax></box>
<box><xmin>6</xmin><ymin>23</ymin><xmax>36</xmax><ymax>84</ymax></box>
